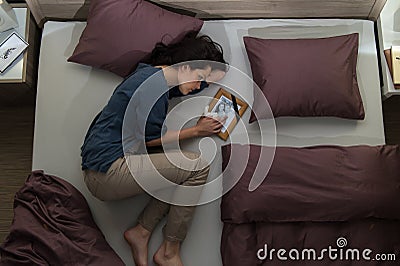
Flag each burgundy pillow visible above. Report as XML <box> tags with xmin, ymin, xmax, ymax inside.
<box><xmin>243</xmin><ymin>34</ymin><xmax>365</xmax><ymax>122</ymax></box>
<box><xmin>68</xmin><ymin>0</ymin><xmax>203</xmax><ymax>77</ymax></box>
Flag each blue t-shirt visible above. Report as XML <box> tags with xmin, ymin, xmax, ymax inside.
<box><xmin>81</xmin><ymin>63</ymin><xmax>169</xmax><ymax>173</ymax></box>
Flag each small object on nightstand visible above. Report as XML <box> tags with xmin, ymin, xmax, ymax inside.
<box><xmin>384</xmin><ymin>49</ymin><xmax>400</xmax><ymax>90</ymax></box>
<box><xmin>0</xmin><ymin>6</ymin><xmax>40</xmax><ymax>106</ymax></box>
<box><xmin>391</xmin><ymin>46</ymin><xmax>400</xmax><ymax>85</ymax></box>
<box><xmin>0</xmin><ymin>31</ymin><xmax>28</xmax><ymax>73</ymax></box>
<box><xmin>0</xmin><ymin>0</ymin><xmax>18</xmax><ymax>32</ymax></box>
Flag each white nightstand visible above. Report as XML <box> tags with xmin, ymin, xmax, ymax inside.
<box><xmin>377</xmin><ymin>0</ymin><xmax>400</xmax><ymax>99</ymax></box>
<box><xmin>0</xmin><ymin>4</ymin><xmax>40</xmax><ymax>105</ymax></box>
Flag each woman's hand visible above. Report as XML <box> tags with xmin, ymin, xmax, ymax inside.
<box><xmin>195</xmin><ymin>116</ymin><xmax>227</xmax><ymax>137</ymax></box>
<box><xmin>146</xmin><ymin>116</ymin><xmax>227</xmax><ymax>147</ymax></box>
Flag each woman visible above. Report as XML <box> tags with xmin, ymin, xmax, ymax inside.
<box><xmin>216</xmin><ymin>101</ymin><xmax>227</xmax><ymax>117</ymax></box>
<box><xmin>81</xmin><ymin>32</ymin><xmax>227</xmax><ymax>266</ymax></box>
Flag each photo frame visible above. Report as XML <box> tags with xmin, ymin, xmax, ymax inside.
<box><xmin>206</xmin><ymin>87</ymin><xmax>248</xmax><ymax>141</ymax></box>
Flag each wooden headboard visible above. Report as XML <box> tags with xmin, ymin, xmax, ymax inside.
<box><xmin>26</xmin><ymin>0</ymin><xmax>387</xmax><ymax>28</ymax></box>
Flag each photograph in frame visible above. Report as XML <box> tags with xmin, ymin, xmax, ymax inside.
<box><xmin>205</xmin><ymin>87</ymin><xmax>248</xmax><ymax>141</ymax></box>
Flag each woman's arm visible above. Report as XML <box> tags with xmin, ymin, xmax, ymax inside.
<box><xmin>146</xmin><ymin>116</ymin><xmax>226</xmax><ymax>147</ymax></box>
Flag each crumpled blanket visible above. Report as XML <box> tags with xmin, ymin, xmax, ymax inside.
<box><xmin>0</xmin><ymin>170</ymin><xmax>124</xmax><ymax>266</ymax></box>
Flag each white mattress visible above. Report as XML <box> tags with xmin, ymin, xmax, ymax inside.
<box><xmin>33</xmin><ymin>19</ymin><xmax>384</xmax><ymax>266</ymax></box>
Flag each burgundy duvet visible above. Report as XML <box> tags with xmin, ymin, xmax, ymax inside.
<box><xmin>0</xmin><ymin>170</ymin><xmax>124</xmax><ymax>266</ymax></box>
<box><xmin>221</xmin><ymin>144</ymin><xmax>400</xmax><ymax>266</ymax></box>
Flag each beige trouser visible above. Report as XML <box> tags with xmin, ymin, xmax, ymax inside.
<box><xmin>83</xmin><ymin>151</ymin><xmax>209</xmax><ymax>242</ymax></box>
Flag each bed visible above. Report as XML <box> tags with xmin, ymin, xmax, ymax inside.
<box><xmin>7</xmin><ymin>0</ymin><xmax>391</xmax><ymax>265</ymax></box>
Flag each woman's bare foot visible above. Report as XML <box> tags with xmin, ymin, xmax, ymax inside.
<box><xmin>124</xmin><ymin>224</ymin><xmax>151</xmax><ymax>266</ymax></box>
<box><xmin>153</xmin><ymin>240</ymin><xmax>183</xmax><ymax>266</ymax></box>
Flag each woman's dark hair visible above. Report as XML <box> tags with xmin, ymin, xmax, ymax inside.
<box><xmin>145</xmin><ymin>31</ymin><xmax>228</xmax><ymax>71</ymax></box>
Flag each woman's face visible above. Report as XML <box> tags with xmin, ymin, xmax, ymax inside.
<box><xmin>218</xmin><ymin>103</ymin><xmax>225</xmax><ymax>112</ymax></box>
<box><xmin>178</xmin><ymin>65</ymin><xmax>212</xmax><ymax>95</ymax></box>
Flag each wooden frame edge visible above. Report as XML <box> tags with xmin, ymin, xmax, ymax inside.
<box><xmin>369</xmin><ymin>0</ymin><xmax>388</xmax><ymax>21</ymax></box>
<box><xmin>207</xmin><ymin>88</ymin><xmax>248</xmax><ymax>141</ymax></box>
<box><xmin>25</xmin><ymin>0</ymin><xmax>45</xmax><ymax>28</ymax></box>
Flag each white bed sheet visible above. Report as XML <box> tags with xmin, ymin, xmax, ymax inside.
<box><xmin>33</xmin><ymin>19</ymin><xmax>384</xmax><ymax>266</ymax></box>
